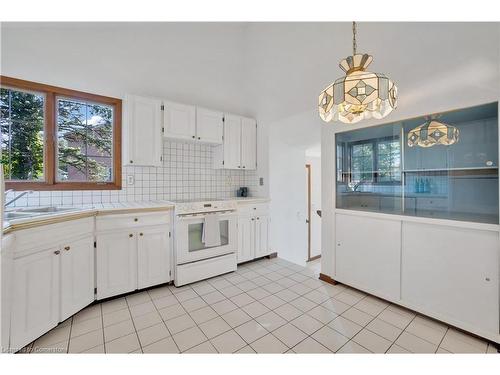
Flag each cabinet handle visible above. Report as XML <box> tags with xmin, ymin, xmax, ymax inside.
<box><xmin>130</xmin><ymin>160</ymin><xmax>133</xmax><ymax>164</ymax></box>
<box><xmin>54</xmin><ymin>250</ymin><xmax>60</xmax><ymax>255</ymax></box>
<box><xmin>134</xmin><ymin>218</ymin><xmax>138</xmax><ymax>222</ymax></box>
<box><xmin>192</xmin><ymin>135</ymin><xmax>195</xmax><ymax>139</ymax></box>
<box><xmin>251</xmin><ymin>218</ymin><xmax>255</xmax><ymax>221</ymax></box>
<box><xmin>256</xmin><ymin>217</ymin><xmax>260</xmax><ymax>220</ymax></box>
<box><xmin>139</xmin><ymin>233</ymin><xmax>143</xmax><ymax>236</ymax></box>
<box><xmin>242</xmin><ymin>166</ymin><xmax>246</xmax><ymax>169</ymax></box>
<box><xmin>129</xmin><ymin>234</ymin><xmax>133</xmax><ymax>238</ymax></box>
<box><xmin>64</xmin><ymin>246</ymin><xmax>70</xmax><ymax>251</ymax></box>
<box><xmin>198</xmin><ymin>137</ymin><xmax>201</xmax><ymax>140</ymax></box>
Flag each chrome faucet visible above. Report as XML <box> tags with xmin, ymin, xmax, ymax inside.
<box><xmin>5</xmin><ymin>190</ymin><xmax>33</xmax><ymax>207</ymax></box>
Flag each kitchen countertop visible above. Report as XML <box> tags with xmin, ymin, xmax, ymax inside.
<box><xmin>2</xmin><ymin>198</ymin><xmax>271</xmax><ymax>234</ymax></box>
<box><xmin>234</xmin><ymin>197</ymin><xmax>270</xmax><ymax>204</ymax></box>
<box><xmin>3</xmin><ymin>201</ymin><xmax>176</xmax><ymax>234</ymax></box>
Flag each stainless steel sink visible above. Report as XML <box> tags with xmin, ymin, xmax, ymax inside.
<box><xmin>19</xmin><ymin>206</ymin><xmax>77</xmax><ymax>213</ymax></box>
<box><xmin>4</xmin><ymin>211</ymin><xmax>37</xmax><ymax>219</ymax></box>
<box><xmin>4</xmin><ymin>206</ymin><xmax>80</xmax><ymax>220</ymax></box>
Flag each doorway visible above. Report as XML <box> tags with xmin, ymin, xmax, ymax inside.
<box><xmin>306</xmin><ymin>159</ymin><xmax>321</xmax><ymax>262</ymax></box>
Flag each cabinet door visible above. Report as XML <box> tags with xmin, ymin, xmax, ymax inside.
<box><xmin>223</xmin><ymin>114</ymin><xmax>242</xmax><ymax>169</ymax></box>
<box><xmin>402</xmin><ymin>222</ymin><xmax>499</xmax><ymax>334</ymax></box>
<box><xmin>335</xmin><ymin>214</ymin><xmax>401</xmax><ymax>301</ymax></box>
<box><xmin>240</xmin><ymin>117</ymin><xmax>257</xmax><ymax>170</ymax></box>
<box><xmin>196</xmin><ymin>107</ymin><xmax>223</xmax><ymax>144</ymax></box>
<box><xmin>96</xmin><ymin>230</ymin><xmax>137</xmax><ymax>299</ymax></box>
<box><xmin>254</xmin><ymin>215</ymin><xmax>270</xmax><ymax>258</ymax></box>
<box><xmin>125</xmin><ymin>94</ymin><xmax>162</xmax><ymax>166</ymax></box>
<box><xmin>11</xmin><ymin>247</ymin><xmax>60</xmax><ymax>349</ymax></box>
<box><xmin>237</xmin><ymin>216</ymin><xmax>255</xmax><ymax>263</ymax></box>
<box><xmin>163</xmin><ymin>101</ymin><xmax>196</xmax><ymax>141</ymax></box>
<box><xmin>60</xmin><ymin>236</ymin><xmax>94</xmax><ymax>321</ymax></box>
<box><xmin>137</xmin><ymin>226</ymin><xmax>171</xmax><ymax>289</ymax></box>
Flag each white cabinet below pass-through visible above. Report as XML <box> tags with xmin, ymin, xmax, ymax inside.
<box><xmin>163</xmin><ymin>101</ymin><xmax>196</xmax><ymax>141</ymax></box>
<box><xmin>402</xmin><ymin>222</ymin><xmax>499</xmax><ymax>335</ymax></box>
<box><xmin>237</xmin><ymin>216</ymin><xmax>255</xmax><ymax>263</ymax></box>
<box><xmin>335</xmin><ymin>213</ymin><xmax>401</xmax><ymax>301</ymax></box>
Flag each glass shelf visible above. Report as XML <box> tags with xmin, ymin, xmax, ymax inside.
<box><xmin>336</xmin><ymin>102</ymin><xmax>499</xmax><ymax>224</ymax></box>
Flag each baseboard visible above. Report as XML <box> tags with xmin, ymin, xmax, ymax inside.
<box><xmin>319</xmin><ymin>273</ymin><xmax>338</xmax><ymax>285</ymax></box>
<box><xmin>307</xmin><ymin>254</ymin><xmax>321</xmax><ymax>262</ymax></box>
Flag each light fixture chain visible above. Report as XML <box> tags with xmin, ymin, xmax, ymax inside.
<box><xmin>352</xmin><ymin>21</ymin><xmax>357</xmax><ymax>56</ymax></box>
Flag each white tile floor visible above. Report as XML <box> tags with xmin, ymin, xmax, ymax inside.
<box><xmin>21</xmin><ymin>257</ymin><xmax>498</xmax><ymax>354</ymax></box>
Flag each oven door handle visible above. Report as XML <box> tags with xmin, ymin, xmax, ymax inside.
<box><xmin>177</xmin><ymin>210</ymin><xmax>236</xmax><ymax>218</ymax></box>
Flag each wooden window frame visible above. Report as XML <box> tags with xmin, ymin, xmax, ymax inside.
<box><xmin>1</xmin><ymin>76</ymin><xmax>122</xmax><ymax>191</ymax></box>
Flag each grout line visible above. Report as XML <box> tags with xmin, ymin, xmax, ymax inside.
<box><xmin>99</xmin><ymin>305</ymin><xmax>106</xmax><ymax>353</ymax></box>
<box><xmin>66</xmin><ymin>317</ymin><xmax>74</xmax><ymax>353</ymax></box>
<box><xmin>124</xmin><ymin>296</ymin><xmax>144</xmax><ymax>353</ymax></box>
<box><xmin>435</xmin><ymin>327</ymin><xmax>449</xmax><ymax>353</ymax></box>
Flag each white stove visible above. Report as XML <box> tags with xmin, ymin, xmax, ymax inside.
<box><xmin>172</xmin><ymin>199</ymin><xmax>238</xmax><ymax>286</ymax></box>
<box><xmin>174</xmin><ymin>199</ymin><xmax>238</xmax><ymax>215</ymax></box>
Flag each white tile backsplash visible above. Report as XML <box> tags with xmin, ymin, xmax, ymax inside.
<box><xmin>5</xmin><ymin>140</ymin><xmax>257</xmax><ymax>207</ymax></box>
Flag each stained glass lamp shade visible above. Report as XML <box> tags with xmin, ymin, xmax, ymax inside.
<box><xmin>407</xmin><ymin>120</ymin><xmax>460</xmax><ymax>148</ymax></box>
<box><xmin>319</xmin><ymin>53</ymin><xmax>398</xmax><ymax>124</ymax></box>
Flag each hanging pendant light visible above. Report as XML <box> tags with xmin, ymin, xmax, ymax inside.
<box><xmin>407</xmin><ymin>118</ymin><xmax>459</xmax><ymax>148</ymax></box>
<box><xmin>318</xmin><ymin>22</ymin><xmax>398</xmax><ymax>124</ymax></box>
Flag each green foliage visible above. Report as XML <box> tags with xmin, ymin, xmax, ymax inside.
<box><xmin>0</xmin><ymin>88</ymin><xmax>44</xmax><ymax>180</ymax></box>
<box><xmin>1</xmin><ymin>88</ymin><xmax>113</xmax><ymax>182</ymax></box>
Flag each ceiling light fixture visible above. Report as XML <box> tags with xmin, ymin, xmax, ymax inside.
<box><xmin>407</xmin><ymin>118</ymin><xmax>460</xmax><ymax>148</ymax></box>
<box><xmin>318</xmin><ymin>22</ymin><xmax>398</xmax><ymax>124</ymax></box>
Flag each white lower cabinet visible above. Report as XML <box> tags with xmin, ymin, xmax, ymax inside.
<box><xmin>237</xmin><ymin>216</ymin><xmax>255</xmax><ymax>263</ymax></box>
<box><xmin>137</xmin><ymin>227</ymin><xmax>171</xmax><ymax>289</ymax></box>
<box><xmin>10</xmin><ymin>229</ymin><xmax>95</xmax><ymax>350</ymax></box>
<box><xmin>335</xmin><ymin>213</ymin><xmax>401</xmax><ymax>301</ymax></box>
<box><xmin>60</xmin><ymin>236</ymin><xmax>95</xmax><ymax>321</ymax></box>
<box><xmin>237</xmin><ymin>203</ymin><xmax>270</xmax><ymax>263</ymax></box>
<box><xmin>11</xmin><ymin>247</ymin><xmax>60</xmax><ymax>349</ymax></box>
<box><xmin>254</xmin><ymin>215</ymin><xmax>270</xmax><ymax>258</ymax></box>
<box><xmin>96</xmin><ymin>230</ymin><xmax>137</xmax><ymax>300</ymax></box>
<box><xmin>96</xmin><ymin>213</ymin><xmax>172</xmax><ymax>300</ymax></box>
<box><xmin>402</xmin><ymin>222</ymin><xmax>499</xmax><ymax>335</ymax></box>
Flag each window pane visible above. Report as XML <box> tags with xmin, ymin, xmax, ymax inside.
<box><xmin>56</xmin><ymin>98</ymin><xmax>113</xmax><ymax>182</ymax></box>
<box><xmin>351</xmin><ymin>143</ymin><xmax>373</xmax><ymax>183</ymax></box>
<box><xmin>377</xmin><ymin>139</ymin><xmax>401</xmax><ymax>182</ymax></box>
<box><xmin>0</xmin><ymin>87</ymin><xmax>45</xmax><ymax>181</ymax></box>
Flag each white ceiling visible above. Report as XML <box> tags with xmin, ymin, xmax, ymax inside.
<box><xmin>1</xmin><ymin>22</ymin><xmax>499</xmax><ymax>125</ymax></box>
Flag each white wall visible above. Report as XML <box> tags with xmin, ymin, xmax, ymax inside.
<box><xmin>266</xmin><ymin>110</ymin><xmax>322</xmax><ymax>265</ymax></box>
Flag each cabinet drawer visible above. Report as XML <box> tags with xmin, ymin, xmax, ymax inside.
<box><xmin>238</xmin><ymin>203</ymin><xmax>269</xmax><ymax>216</ymax></box>
<box><xmin>13</xmin><ymin>217</ymin><xmax>94</xmax><ymax>257</ymax></box>
<box><xmin>96</xmin><ymin>212</ymin><xmax>170</xmax><ymax>232</ymax></box>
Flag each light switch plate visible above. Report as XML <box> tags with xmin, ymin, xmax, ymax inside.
<box><xmin>127</xmin><ymin>175</ymin><xmax>135</xmax><ymax>185</ymax></box>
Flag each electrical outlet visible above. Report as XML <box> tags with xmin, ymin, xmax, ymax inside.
<box><xmin>225</xmin><ymin>176</ymin><xmax>232</xmax><ymax>186</ymax></box>
<box><xmin>127</xmin><ymin>175</ymin><xmax>135</xmax><ymax>185</ymax></box>
<box><xmin>259</xmin><ymin>177</ymin><xmax>264</xmax><ymax>186</ymax></box>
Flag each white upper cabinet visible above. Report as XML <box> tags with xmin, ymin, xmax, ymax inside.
<box><xmin>163</xmin><ymin>101</ymin><xmax>196</xmax><ymax>141</ymax></box>
<box><xmin>196</xmin><ymin>107</ymin><xmax>224</xmax><ymax>144</ymax></box>
<box><xmin>222</xmin><ymin>114</ymin><xmax>242</xmax><ymax>169</ymax></box>
<box><xmin>214</xmin><ymin>114</ymin><xmax>257</xmax><ymax>170</ymax></box>
<box><xmin>240</xmin><ymin>117</ymin><xmax>257</xmax><ymax>170</ymax></box>
<box><xmin>124</xmin><ymin>94</ymin><xmax>163</xmax><ymax>166</ymax></box>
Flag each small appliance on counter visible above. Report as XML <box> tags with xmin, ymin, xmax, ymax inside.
<box><xmin>237</xmin><ymin>187</ymin><xmax>248</xmax><ymax>197</ymax></box>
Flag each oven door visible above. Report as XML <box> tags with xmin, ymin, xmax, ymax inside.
<box><xmin>175</xmin><ymin>211</ymin><xmax>237</xmax><ymax>265</ymax></box>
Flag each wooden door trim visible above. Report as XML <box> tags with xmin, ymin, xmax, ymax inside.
<box><xmin>306</xmin><ymin>164</ymin><xmax>312</xmax><ymax>262</ymax></box>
